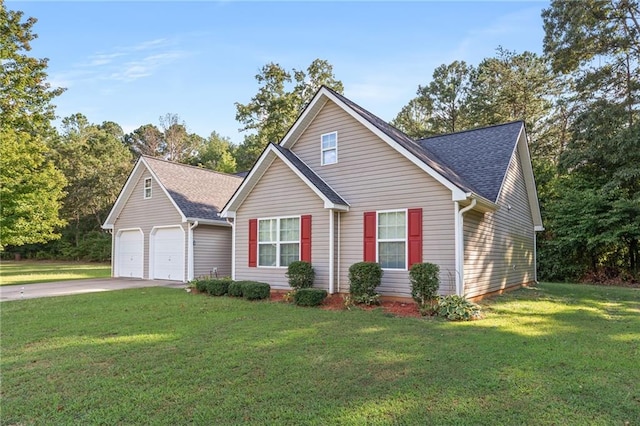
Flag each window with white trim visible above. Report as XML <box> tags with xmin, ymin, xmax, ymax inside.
<box><xmin>258</xmin><ymin>217</ymin><xmax>300</xmax><ymax>267</ymax></box>
<box><xmin>378</xmin><ymin>210</ymin><xmax>407</xmax><ymax>269</ymax></box>
<box><xmin>143</xmin><ymin>178</ymin><xmax>152</xmax><ymax>199</ymax></box>
<box><xmin>321</xmin><ymin>132</ymin><xmax>337</xmax><ymax>165</ymax></box>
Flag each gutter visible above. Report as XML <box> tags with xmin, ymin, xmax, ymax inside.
<box><xmin>455</xmin><ymin>197</ymin><xmax>477</xmax><ymax>296</ymax></box>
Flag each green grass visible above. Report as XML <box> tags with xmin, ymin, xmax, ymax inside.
<box><xmin>0</xmin><ymin>261</ymin><xmax>111</xmax><ymax>286</ymax></box>
<box><xmin>1</xmin><ymin>283</ymin><xmax>638</xmax><ymax>425</ymax></box>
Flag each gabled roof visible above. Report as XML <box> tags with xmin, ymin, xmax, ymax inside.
<box><xmin>220</xmin><ymin>143</ymin><xmax>349</xmax><ymax>218</ymax></box>
<box><xmin>280</xmin><ymin>86</ymin><xmax>478</xmax><ymax>203</ymax></box>
<box><xmin>223</xmin><ymin>86</ymin><xmax>542</xmax><ymax>229</ymax></box>
<box><xmin>103</xmin><ymin>156</ymin><xmax>243</xmax><ymax>228</ymax></box>
<box><xmin>418</xmin><ymin>121</ymin><xmax>525</xmax><ymax>203</ymax></box>
<box><xmin>270</xmin><ymin>144</ymin><xmax>348</xmax><ymax>206</ymax></box>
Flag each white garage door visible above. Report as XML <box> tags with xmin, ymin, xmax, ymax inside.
<box><xmin>152</xmin><ymin>227</ymin><xmax>185</xmax><ymax>281</ymax></box>
<box><xmin>117</xmin><ymin>230</ymin><xmax>143</xmax><ymax>278</ymax></box>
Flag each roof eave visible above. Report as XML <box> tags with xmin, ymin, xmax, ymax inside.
<box><xmin>185</xmin><ymin>217</ymin><xmax>231</xmax><ymax>227</ymax></box>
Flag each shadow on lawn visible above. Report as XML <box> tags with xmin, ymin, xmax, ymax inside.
<box><xmin>1</xmin><ymin>285</ymin><xmax>639</xmax><ymax>424</ymax></box>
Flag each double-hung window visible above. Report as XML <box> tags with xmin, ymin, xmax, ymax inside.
<box><xmin>321</xmin><ymin>132</ymin><xmax>337</xmax><ymax>165</ymax></box>
<box><xmin>143</xmin><ymin>178</ymin><xmax>152</xmax><ymax>199</ymax></box>
<box><xmin>258</xmin><ymin>217</ymin><xmax>300</xmax><ymax>267</ymax></box>
<box><xmin>377</xmin><ymin>210</ymin><xmax>407</xmax><ymax>269</ymax></box>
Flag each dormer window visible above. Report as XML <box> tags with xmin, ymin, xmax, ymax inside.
<box><xmin>143</xmin><ymin>177</ymin><xmax>152</xmax><ymax>199</ymax></box>
<box><xmin>321</xmin><ymin>132</ymin><xmax>337</xmax><ymax>165</ymax></box>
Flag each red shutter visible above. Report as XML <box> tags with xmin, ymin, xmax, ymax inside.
<box><xmin>301</xmin><ymin>215</ymin><xmax>312</xmax><ymax>262</ymax></box>
<box><xmin>363</xmin><ymin>211</ymin><xmax>376</xmax><ymax>262</ymax></box>
<box><xmin>408</xmin><ymin>208</ymin><xmax>423</xmax><ymax>268</ymax></box>
<box><xmin>248</xmin><ymin>219</ymin><xmax>257</xmax><ymax>267</ymax></box>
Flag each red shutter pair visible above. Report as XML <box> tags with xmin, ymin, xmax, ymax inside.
<box><xmin>363</xmin><ymin>208</ymin><xmax>423</xmax><ymax>267</ymax></box>
<box><xmin>248</xmin><ymin>216</ymin><xmax>312</xmax><ymax>267</ymax></box>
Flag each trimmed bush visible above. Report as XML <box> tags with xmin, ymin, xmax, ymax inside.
<box><xmin>293</xmin><ymin>288</ymin><xmax>327</xmax><ymax>307</ymax></box>
<box><xmin>193</xmin><ymin>278</ymin><xmax>210</xmax><ymax>293</ymax></box>
<box><xmin>436</xmin><ymin>295</ymin><xmax>481</xmax><ymax>321</ymax></box>
<box><xmin>206</xmin><ymin>278</ymin><xmax>232</xmax><ymax>296</ymax></box>
<box><xmin>227</xmin><ymin>281</ymin><xmax>244</xmax><ymax>297</ymax></box>
<box><xmin>348</xmin><ymin>262</ymin><xmax>382</xmax><ymax>305</ymax></box>
<box><xmin>286</xmin><ymin>261</ymin><xmax>315</xmax><ymax>290</ymax></box>
<box><xmin>241</xmin><ymin>281</ymin><xmax>271</xmax><ymax>300</ymax></box>
<box><xmin>410</xmin><ymin>262</ymin><xmax>440</xmax><ymax>310</ymax></box>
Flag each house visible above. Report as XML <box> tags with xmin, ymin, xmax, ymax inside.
<box><xmin>220</xmin><ymin>86</ymin><xmax>543</xmax><ymax>299</ymax></box>
<box><xmin>102</xmin><ymin>156</ymin><xmax>243</xmax><ymax>282</ymax></box>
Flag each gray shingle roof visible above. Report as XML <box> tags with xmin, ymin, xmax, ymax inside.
<box><xmin>418</xmin><ymin>122</ymin><xmax>523</xmax><ymax>202</ymax></box>
<box><xmin>270</xmin><ymin>143</ymin><xmax>349</xmax><ymax>206</ymax></box>
<box><xmin>143</xmin><ymin>156</ymin><xmax>243</xmax><ymax>221</ymax></box>
<box><xmin>323</xmin><ymin>86</ymin><xmax>523</xmax><ymax>202</ymax></box>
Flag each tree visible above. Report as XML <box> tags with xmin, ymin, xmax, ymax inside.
<box><xmin>392</xmin><ymin>60</ymin><xmax>473</xmax><ymax>137</ymax></box>
<box><xmin>541</xmin><ymin>0</ymin><xmax>640</xmax><ymax>278</ymax></box>
<box><xmin>187</xmin><ymin>131</ymin><xmax>237</xmax><ymax>173</ymax></box>
<box><xmin>124</xmin><ymin>114</ymin><xmax>200</xmax><ymax>162</ymax></box>
<box><xmin>50</xmin><ymin>114</ymin><xmax>133</xmax><ymax>253</ymax></box>
<box><xmin>0</xmin><ymin>3</ymin><xmax>66</xmax><ymax>250</ymax></box>
<box><xmin>124</xmin><ymin>124</ymin><xmax>164</xmax><ymax>157</ymax></box>
<box><xmin>234</xmin><ymin>59</ymin><xmax>343</xmax><ymax>170</ymax></box>
<box><xmin>0</xmin><ymin>128</ymin><xmax>67</xmax><ymax>249</ymax></box>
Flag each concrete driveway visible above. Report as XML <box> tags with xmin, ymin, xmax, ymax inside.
<box><xmin>0</xmin><ymin>278</ymin><xmax>187</xmax><ymax>302</ymax></box>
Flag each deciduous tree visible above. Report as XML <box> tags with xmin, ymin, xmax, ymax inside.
<box><xmin>0</xmin><ymin>3</ymin><xmax>66</xmax><ymax>249</ymax></box>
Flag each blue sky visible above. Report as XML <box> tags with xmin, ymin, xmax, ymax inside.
<box><xmin>10</xmin><ymin>1</ymin><xmax>549</xmax><ymax>145</ymax></box>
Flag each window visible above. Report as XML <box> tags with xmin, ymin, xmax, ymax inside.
<box><xmin>143</xmin><ymin>178</ymin><xmax>152</xmax><ymax>199</ymax></box>
<box><xmin>258</xmin><ymin>217</ymin><xmax>300</xmax><ymax>267</ymax></box>
<box><xmin>321</xmin><ymin>132</ymin><xmax>337</xmax><ymax>165</ymax></box>
<box><xmin>377</xmin><ymin>210</ymin><xmax>406</xmax><ymax>269</ymax></box>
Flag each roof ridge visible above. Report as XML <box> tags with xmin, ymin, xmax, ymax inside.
<box><xmin>141</xmin><ymin>155</ymin><xmax>243</xmax><ymax>179</ymax></box>
<box><xmin>418</xmin><ymin>120</ymin><xmax>524</xmax><ymax>142</ymax></box>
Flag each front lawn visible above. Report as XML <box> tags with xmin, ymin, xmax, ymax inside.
<box><xmin>1</xmin><ymin>283</ymin><xmax>638</xmax><ymax>424</ymax></box>
<box><xmin>0</xmin><ymin>261</ymin><xmax>111</xmax><ymax>286</ymax></box>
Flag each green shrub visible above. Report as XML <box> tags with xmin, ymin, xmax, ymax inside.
<box><xmin>410</xmin><ymin>262</ymin><xmax>440</xmax><ymax>311</ymax></box>
<box><xmin>193</xmin><ymin>278</ymin><xmax>210</xmax><ymax>293</ymax></box>
<box><xmin>206</xmin><ymin>278</ymin><xmax>232</xmax><ymax>296</ymax></box>
<box><xmin>286</xmin><ymin>261</ymin><xmax>315</xmax><ymax>290</ymax></box>
<box><xmin>436</xmin><ymin>295</ymin><xmax>481</xmax><ymax>321</ymax></box>
<box><xmin>348</xmin><ymin>262</ymin><xmax>382</xmax><ymax>304</ymax></box>
<box><xmin>241</xmin><ymin>281</ymin><xmax>271</xmax><ymax>300</ymax></box>
<box><xmin>228</xmin><ymin>281</ymin><xmax>244</xmax><ymax>297</ymax></box>
<box><xmin>293</xmin><ymin>288</ymin><xmax>327</xmax><ymax>306</ymax></box>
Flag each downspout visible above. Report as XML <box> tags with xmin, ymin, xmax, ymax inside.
<box><xmin>329</xmin><ymin>209</ymin><xmax>335</xmax><ymax>294</ymax></box>
<box><xmin>337</xmin><ymin>211</ymin><xmax>341</xmax><ymax>293</ymax></box>
<box><xmin>456</xmin><ymin>198</ymin><xmax>477</xmax><ymax>296</ymax></box>
<box><xmin>533</xmin><ymin>230</ymin><xmax>538</xmax><ymax>283</ymax></box>
<box><xmin>228</xmin><ymin>218</ymin><xmax>236</xmax><ymax>280</ymax></box>
<box><xmin>188</xmin><ymin>221</ymin><xmax>199</xmax><ymax>281</ymax></box>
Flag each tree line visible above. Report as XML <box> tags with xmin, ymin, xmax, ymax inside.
<box><xmin>1</xmin><ymin>0</ymin><xmax>638</xmax><ymax>284</ymax></box>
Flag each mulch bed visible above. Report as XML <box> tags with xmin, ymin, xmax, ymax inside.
<box><xmin>270</xmin><ymin>292</ymin><xmax>423</xmax><ymax>318</ymax></box>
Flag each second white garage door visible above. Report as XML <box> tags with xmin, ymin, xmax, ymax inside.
<box><xmin>152</xmin><ymin>227</ymin><xmax>185</xmax><ymax>281</ymax></box>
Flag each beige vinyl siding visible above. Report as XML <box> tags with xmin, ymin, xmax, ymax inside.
<box><xmin>291</xmin><ymin>101</ymin><xmax>456</xmax><ymax>297</ymax></box>
<box><xmin>235</xmin><ymin>158</ymin><xmax>329</xmax><ymax>290</ymax></box>
<box><xmin>193</xmin><ymin>225</ymin><xmax>232</xmax><ymax>278</ymax></box>
<box><xmin>114</xmin><ymin>171</ymin><xmax>186</xmax><ymax>280</ymax></box>
<box><xmin>463</xmin><ymin>150</ymin><xmax>535</xmax><ymax>298</ymax></box>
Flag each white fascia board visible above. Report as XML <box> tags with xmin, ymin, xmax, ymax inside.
<box><xmin>102</xmin><ymin>158</ymin><xmax>146</xmax><ymax>227</ymax></box>
<box><xmin>271</xmin><ymin>146</ymin><xmax>349</xmax><ymax>210</ymax></box>
<box><xmin>280</xmin><ymin>93</ymin><xmax>329</xmax><ymax>149</ymax></box>
<box><xmin>220</xmin><ymin>147</ymin><xmax>276</xmax><ymax>217</ymax></box>
<box><xmin>515</xmin><ymin>127</ymin><xmax>543</xmax><ymax>229</ymax></box>
<box><xmin>289</xmin><ymin>88</ymin><xmax>468</xmax><ymax>201</ymax></box>
<box><xmin>220</xmin><ymin>145</ymin><xmax>349</xmax><ymax>216</ymax></box>
<box><xmin>184</xmin><ymin>218</ymin><xmax>231</xmax><ymax>227</ymax></box>
<box><xmin>143</xmin><ymin>158</ymin><xmax>188</xmax><ymax>223</ymax></box>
